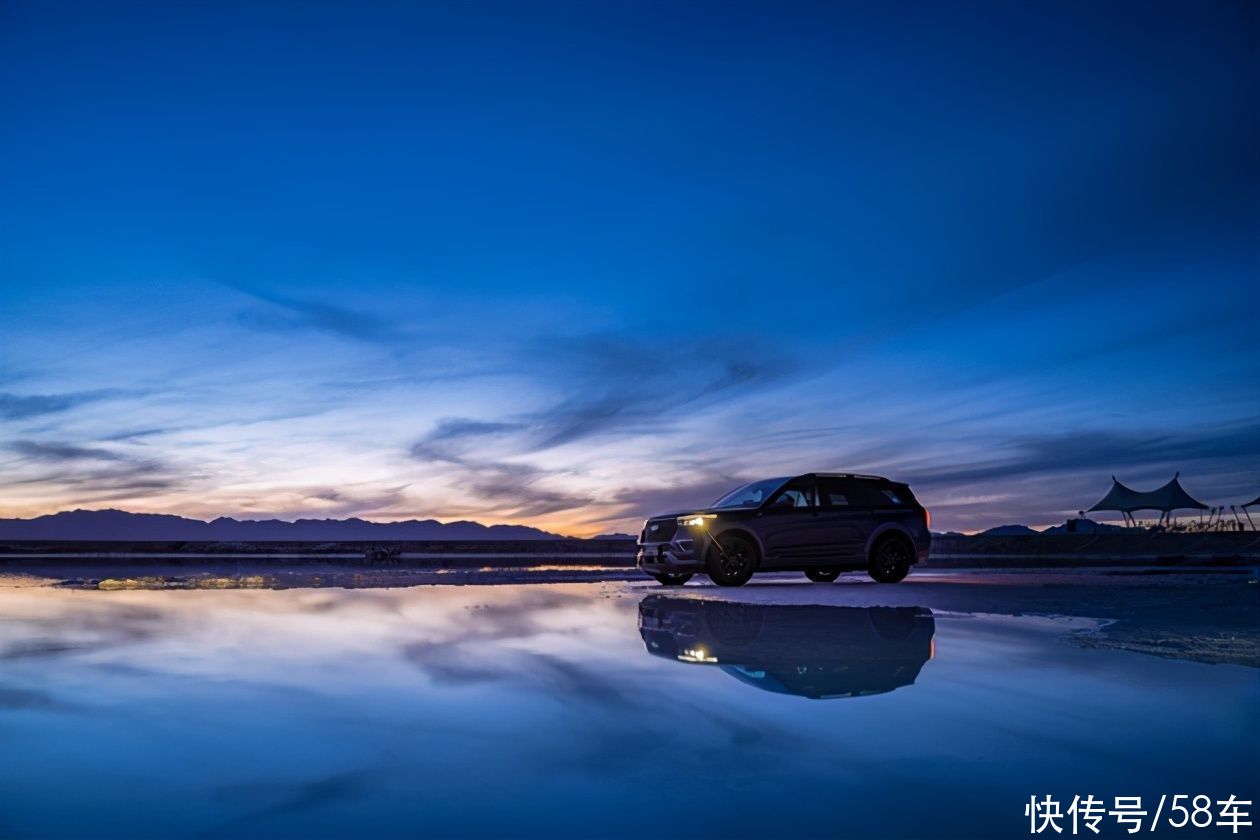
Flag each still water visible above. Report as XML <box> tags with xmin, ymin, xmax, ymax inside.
<box><xmin>0</xmin><ymin>581</ymin><xmax>1255</xmax><ymax>838</ymax></box>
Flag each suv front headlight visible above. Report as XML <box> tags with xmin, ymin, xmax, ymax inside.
<box><xmin>677</xmin><ymin>514</ymin><xmax>717</xmax><ymax>528</ymax></box>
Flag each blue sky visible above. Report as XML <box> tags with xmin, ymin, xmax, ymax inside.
<box><xmin>1</xmin><ymin>0</ymin><xmax>1256</xmax><ymax>534</ymax></box>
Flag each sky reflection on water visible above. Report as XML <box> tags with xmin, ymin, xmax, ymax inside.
<box><xmin>0</xmin><ymin>583</ymin><xmax>1255</xmax><ymax>838</ymax></box>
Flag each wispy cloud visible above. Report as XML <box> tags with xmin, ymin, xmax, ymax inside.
<box><xmin>519</xmin><ymin>333</ymin><xmax>796</xmax><ymax>451</ymax></box>
<box><xmin>410</xmin><ymin>332</ymin><xmax>802</xmax><ymax>464</ymax></box>
<box><xmin>10</xmin><ymin>440</ymin><xmax>127</xmax><ymax>462</ymax></box>
<box><xmin>0</xmin><ymin>390</ymin><xmax>120</xmax><ymax>421</ymax></box>
<box><xmin>409</xmin><ymin>418</ymin><xmax>526</xmax><ymax>464</ymax></box>
<box><xmin>297</xmin><ymin>484</ymin><xmax>412</xmax><ymax>518</ymax></box>
<box><xmin>6</xmin><ymin>437</ymin><xmax>189</xmax><ymax>502</ymax></box>
<box><xmin>906</xmin><ymin>420</ymin><xmax>1260</xmax><ymax>488</ymax></box>
<box><xmin>231</xmin><ymin>286</ymin><xmax>407</xmax><ymax>344</ymax></box>
<box><xmin>100</xmin><ymin>427</ymin><xmax>180</xmax><ymax>442</ymax></box>
<box><xmin>462</xmin><ymin>462</ymin><xmax>593</xmax><ymax>518</ymax></box>
<box><xmin>14</xmin><ymin>465</ymin><xmax>184</xmax><ymax>496</ymax></box>
<box><xmin>409</xmin><ymin>433</ymin><xmax>592</xmax><ymax>518</ymax></box>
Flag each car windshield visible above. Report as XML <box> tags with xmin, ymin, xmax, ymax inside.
<box><xmin>712</xmin><ymin>477</ymin><xmax>790</xmax><ymax>509</ymax></box>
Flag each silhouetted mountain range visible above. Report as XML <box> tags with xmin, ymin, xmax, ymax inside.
<box><xmin>0</xmin><ymin>509</ymin><xmax>564</xmax><ymax>541</ymax></box>
<box><xmin>977</xmin><ymin>524</ymin><xmax>1041</xmax><ymax>536</ymax></box>
<box><xmin>978</xmin><ymin>521</ymin><xmax>1132</xmax><ymax>536</ymax></box>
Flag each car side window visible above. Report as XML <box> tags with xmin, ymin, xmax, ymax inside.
<box><xmin>768</xmin><ymin>482</ymin><xmax>816</xmax><ymax>508</ymax></box>
<box><xmin>820</xmin><ymin>479</ymin><xmax>852</xmax><ymax>507</ymax></box>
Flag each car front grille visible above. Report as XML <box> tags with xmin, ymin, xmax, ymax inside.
<box><xmin>642</xmin><ymin>517</ymin><xmax>677</xmax><ymax>542</ymax></box>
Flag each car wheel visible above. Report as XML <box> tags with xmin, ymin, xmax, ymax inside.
<box><xmin>653</xmin><ymin>572</ymin><xmax>693</xmax><ymax>586</ymax></box>
<box><xmin>868</xmin><ymin>535</ymin><xmax>912</xmax><ymax>583</ymax></box>
<box><xmin>805</xmin><ymin>568</ymin><xmax>840</xmax><ymax>583</ymax></box>
<box><xmin>706</xmin><ymin>532</ymin><xmax>758</xmax><ymax>587</ymax></box>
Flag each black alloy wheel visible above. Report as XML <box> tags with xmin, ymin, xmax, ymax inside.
<box><xmin>706</xmin><ymin>532</ymin><xmax>759</xmax><ymax>587</ymax></box>
<box><xmin>868</xmin><ymin>536</ymin><xmax>912</xmax><ymax>583</ymax></box>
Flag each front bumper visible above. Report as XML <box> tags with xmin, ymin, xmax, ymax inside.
<box><xmin>636</xmin><ymin>535</ymin><xmax>705</xmax><ymax>574</ymax></box>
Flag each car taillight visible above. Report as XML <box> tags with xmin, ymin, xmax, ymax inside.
<box><xmin>924</xmin><ymin>508</ymin><xmax>932</xmax><ymax>529</ymax></box>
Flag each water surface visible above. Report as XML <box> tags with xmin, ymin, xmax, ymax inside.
<box><xmin>0</xmin><ymin>580</ymin><xmax>1255</xmax><ymax>838</ymax></box>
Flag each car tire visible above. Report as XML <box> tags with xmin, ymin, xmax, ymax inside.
<box><xmin>653</xmin><ymin>572</ymin><xmax>693</xmax><ymax>586</ymax></box>
<box><xmin>868</xmin><ymin>535</ymin><xmax>912</xmax><ymax>583</ymax></box>
<box><xmin>805</xmin><ymin>568</ymin><xmax>840</xmax><ymax>583</ymax></box>
<box><xmin>706</xmin><ymin>532</ymin><xmax>758</xmax><ymax>587</ymax></box>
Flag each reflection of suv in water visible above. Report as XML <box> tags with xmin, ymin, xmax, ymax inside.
<box><xmin>637</xmin><ymin>473</ymin><xmax>930</xmax><ymax>586</ymax></box>
<box><xmin>638</xmin><ymin>595</ymin><xmax>935</xmax><ymax>699</ymax></box>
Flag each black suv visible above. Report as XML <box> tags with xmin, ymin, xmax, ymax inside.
<box><xmin>636</xmin><ymin>473</ymin><xmax>930</xmax><ymax>586</ymax></box>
